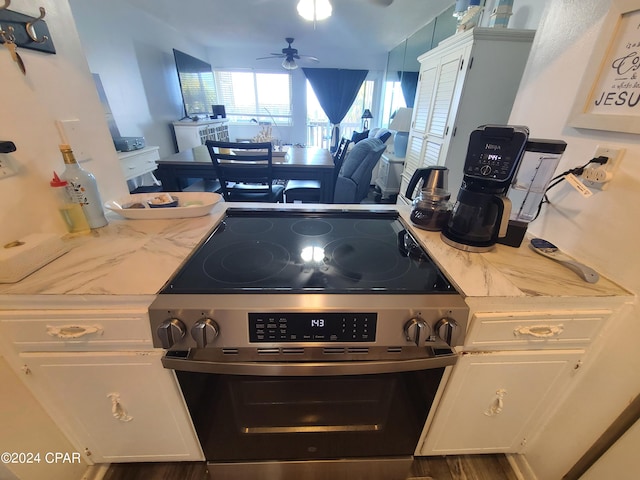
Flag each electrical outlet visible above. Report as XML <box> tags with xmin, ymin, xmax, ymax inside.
<box><xmin>582</xmin><ymin>145</ymin><xmax>625</xmax><ymax>190</ymax></box>
<box><xmin>0</xmin><ymin>156</ymin><xmax>17</xmax><ymax>178</ymax></box>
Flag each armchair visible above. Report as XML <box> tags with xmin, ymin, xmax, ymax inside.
<box><xmin>333</xmin><ymin>137</ymin><xmax>387</xmax><ymax>204</ymax></box>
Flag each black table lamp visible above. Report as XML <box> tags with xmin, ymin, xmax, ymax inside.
<box><xmin>361</xmin><ymin>109</ymin><xmax>373</xmax><ymax>130</ymax></box>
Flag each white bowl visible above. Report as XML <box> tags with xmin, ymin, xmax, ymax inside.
<box><xmin>105</xmin><ymin>192</ymin><xmax>222</xmax><ymax>219</ymax></box>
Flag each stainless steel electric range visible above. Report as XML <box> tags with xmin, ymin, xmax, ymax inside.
<box><xmin>149</xmin><ymin>208</ymin><xmax>468</xmax><ymax>480</ymax></box>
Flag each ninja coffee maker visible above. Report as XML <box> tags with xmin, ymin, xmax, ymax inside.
<box><xmin>441</xmin><ymin>125</ymin><xmax>529</xmax><ymax>252</ymax></box>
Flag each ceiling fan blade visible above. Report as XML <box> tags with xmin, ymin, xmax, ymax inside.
<box><xmin>256</xmin><ymin>55</ymin><xmax>285</xmax><ymax>60</ymax></box>
<box><xmin>299</xmin><ymin>55</ymin><xmax>320</xmax><ymax>62</ymax></box>
<box><xmin>369</xmin><ymin>0</ymin><xmax>394</xmax><ymax>6</ymax></box>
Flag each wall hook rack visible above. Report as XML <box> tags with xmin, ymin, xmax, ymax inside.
<box><xmin>25</xmin><ymin>7</ymin><xmax>47</xmax><ymax>43</ymax></box>
<box><xmin>0</xmin><ymin>4</ymin><xmax>55</xmax><ymax>54</ymax></box>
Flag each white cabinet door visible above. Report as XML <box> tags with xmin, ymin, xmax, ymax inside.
<box><xmin>400</xmin><ymin>48</ymin><xmax>467</xmax><ymax>200</ymax></box>
<box><xmin>413</xmin><ymin>61</ymin><xmax>438</xmax><ymax>135</ymax></box>
<box><xmin>20</xmin><ymin>350</ymin><xmax>202</xmax><ymax>463</ymax></box>
<box><xmin>420</xmin><ymin>349</ymin><xmax>583</xmax><ymax>455</ymax></box>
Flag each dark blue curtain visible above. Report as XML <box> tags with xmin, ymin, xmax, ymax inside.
<box><xmin>399</xmin><ymin>71</ymin><xmax>419</xmax><ymax>108</ymax></box>
<box><xmin>303</xmin><ymin>68</ymin><xmax>368</xmax><ymax>151</ymax></box>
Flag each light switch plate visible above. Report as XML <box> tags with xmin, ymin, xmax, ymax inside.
<box><xmin>56</xmin><ymin>119</ymin><xmax>91</xmax><ymax>162</ymax></box>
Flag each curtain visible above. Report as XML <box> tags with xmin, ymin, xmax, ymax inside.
<box><xmin>303</xmin><ymin>68</ymin><xmax>368</xmax><ymax>151</ymax></box>
<box><xmin>399</xmin><ymin>71</ymin><xmax>419</xmax><ymax>108</ymax></box>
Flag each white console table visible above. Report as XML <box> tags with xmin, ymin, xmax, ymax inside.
<box><xmin>117</xmin><ymin>146</ymin><xmax>160</xmax><ymax>181</ymax></box>
<box><xmin>172</xmin><ymin>119</ymin><xmax>230</xmax><ymax>152</ymax></box>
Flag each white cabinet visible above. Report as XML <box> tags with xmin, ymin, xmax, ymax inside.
<box><xmin>399</xmin><ymin>28</ymin><xmax>535</xmax><ymax>203</ymax></box>
<box><xmin>173</xmin><ymin>119</ymin><xmax>229</xmax><ymax>152</ymax></box>
<box><xmin>374</xmin><ymin>152</ymin><xmax>405</xmax><ymax>201</ymax></box>
<box><xmin>420</xmin><ymin>349</ymin><xmax>582</xmax><ymax>454</ymax></box>
<box><xmin>20</xmin><ymin>351</ymin><xmax>199</xmax><ymax>463</ymax></box>
<box><xmin>419</xmin><ymin>306</ymin><xmax>613</xmax><ymax>455</ymax></box>
<box><xmin>117</xmin><ymin>146</ymin><xmax>159</xmax><ymax>181</ymax></box>
<box><xmin>0</xmin><ymin>305</ymin><xmax>202</xmax><ymax>464</ymax></box>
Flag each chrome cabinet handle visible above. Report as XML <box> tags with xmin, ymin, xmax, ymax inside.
<box><xmin>513</xmin><ymin>324</ymin><xmax>564</xmax><ymax>338</ymax></box>
<box><xmin>46</xmin><ymin>325</ymin><xmax>103</xmax><ymax>339</ymax></box>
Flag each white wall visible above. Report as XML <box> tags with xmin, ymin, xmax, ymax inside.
<box><xmin>0</xmin><ymin>0</ymin><xmax>129</xmax><ymax>246</ymax></box>
<box><xmin>479</xmin><ymin>0</ymin><xmax>545</xmax><ymax>29</ymax></box>
<box><xmin>506</xmin><ymin>1</ymin><xmax>640</xmax><ymax>478</ymax></box>
<box><xmin>68</xmin><ymin>0</ymin><xmax>206</xmax><ymax>157</ymax></box>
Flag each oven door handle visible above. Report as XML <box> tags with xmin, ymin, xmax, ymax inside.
<box><xmin>161</xmin><ymin>352</ymin><xmax>458</xmax><ymax>376</ymax></box>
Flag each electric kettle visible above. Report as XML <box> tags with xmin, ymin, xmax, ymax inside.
<box><xmin>406</xmin><ymin>167</ymin><xmax>452</xmax><ymax>231</ymax></box>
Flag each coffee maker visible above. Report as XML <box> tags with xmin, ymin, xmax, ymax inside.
<box><xmin>441</xmin><ymin>125</ymin><xmax>529</xmax><ymax>252</ymax></box>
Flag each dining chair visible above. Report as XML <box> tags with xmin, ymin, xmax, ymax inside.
<box><xmin>205</xmin><ymin>140</ymin><xmax>285</xmax><ymax>203</ymax></box>
<box><xmin>284</xmin><ymin>137</ymin><xmax>351</xmax><ymax>203</ymax></box>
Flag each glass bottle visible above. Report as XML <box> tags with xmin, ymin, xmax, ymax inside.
<box><xmin>59</xmin><ymin>144</ymin><xmax>108</xmax><ymax>229</ymax></box>
<box><xmin>50</xmin><ymin>171</ymin><xmax>91</xmax><ymax>234</ymax></box>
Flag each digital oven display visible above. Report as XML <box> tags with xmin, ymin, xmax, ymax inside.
<box><xmin>249</xmin><ymin>313</ymin><xmax>377</xmax><ymax>343</ymax></box>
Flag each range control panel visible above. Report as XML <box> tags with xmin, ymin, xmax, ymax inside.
<box><xmin>249</xmin><ymin>312</ymin><xmax>377</xmax><ymax>343</ymax></box>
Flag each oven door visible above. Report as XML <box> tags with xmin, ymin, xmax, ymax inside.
<box><xmin>164</xmin><ymin>351</ymin><xmax>456</xmax><ymax>464</ymax></box>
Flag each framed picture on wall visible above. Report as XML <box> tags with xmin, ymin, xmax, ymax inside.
<box><xmin>569</xmin><ymin>0</ymin><xmax>640</xmax><ymax>134</ymax></box>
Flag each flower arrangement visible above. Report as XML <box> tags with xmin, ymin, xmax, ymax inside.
<box><xmin>253</xmin><ymin>125</ymin><xmax>273</xmax><ymax>143</ymax></box>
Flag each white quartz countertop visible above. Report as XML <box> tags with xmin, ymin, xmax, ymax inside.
<box><xmin>0</xmin><ymin>202</ymin><xmax>631</xmax><ymax>301</ymax></box>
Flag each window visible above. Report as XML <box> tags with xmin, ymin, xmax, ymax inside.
<box><xmin>214</xmin><ymin>70</ymin><xmax>292</xmax><ymax>125</ymax></box>
<box><xmin>306</xmin><ymin>80</ymin><xmax>375</xmax><ymax>147</ymax></box>
<box><xmin>306</xmin><ymin>80</ymin><xmax>374</xmax><ymax>126</ymax></box>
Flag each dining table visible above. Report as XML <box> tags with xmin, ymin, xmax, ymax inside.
<box><xmin>155</xmin><ymin>146</ymin><xmax>336</xmax><ymax>203</ymax></box>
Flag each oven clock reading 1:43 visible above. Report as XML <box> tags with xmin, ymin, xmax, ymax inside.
<box><xmin>311</xmin><ymin>319</ymin><xmax>325</xmax><ymax>328</ymax></box>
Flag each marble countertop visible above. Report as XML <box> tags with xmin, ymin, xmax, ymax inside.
<box><xmin>0</xmin><ymin>202</ymin><xmax>631</xmax><ymax>302</ymax></box>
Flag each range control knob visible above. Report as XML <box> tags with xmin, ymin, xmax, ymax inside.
<box><xmin>157</xmin><ymin>318</ymin><xmax>186</xmax><ymax>349</ymax></box>
<box><xmin>434</xmin><ymin>317</ymin><xmax>458</xmax><ymax>346</ymax></box>
<box><xmin>404</xmin><ymin>316</ymin><xmax>431</xmax><ymax>346</ymax></box>
<box><xmin>191</xmin><ymin>318</ymin><xmax>220</xmax><ymax>348</ymax></box>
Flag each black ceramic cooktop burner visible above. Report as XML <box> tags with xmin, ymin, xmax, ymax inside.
<box><xmin>162</xmin><ymin>209</ymin><xmax>456</xmax><ymax>294</ymax></box>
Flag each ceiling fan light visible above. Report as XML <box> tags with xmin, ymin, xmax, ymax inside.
<box><xmin>297</xmin><ymin>0</ymin><xmax>332</xmax><ymax>22</ymax></box>
<box><xmin>282</xmin><ymin>58</ymin><xmax>298</xmax><ymax>70</ymax></box>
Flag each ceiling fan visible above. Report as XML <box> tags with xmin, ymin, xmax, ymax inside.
<box><xmin>256</xmin><ymin>38</ymin><xmax>319</xmax><ymax>70</ymax></box>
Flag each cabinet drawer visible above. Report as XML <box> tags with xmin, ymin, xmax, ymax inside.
<box><xmin>118</xmin><ymin>148</ymin><xmax>159</xmax><ymax>180</ymax></box>
<box><xmin>465</xmin><ymin>310</ymin><xmax>611</xmax><ymax>350</ymax></box>
<box><xmin>0</xmin><ymin>309</ymin><xmax>153</xmax><ymax>351</ymax></box>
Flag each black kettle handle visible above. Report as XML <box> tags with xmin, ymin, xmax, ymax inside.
<box><xmin>405</xmin><ymin>170</ymin><xmax>422</xmax><ymax>200</ymax></box>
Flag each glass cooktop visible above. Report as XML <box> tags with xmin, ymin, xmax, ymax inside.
<box><xmin>161</xmin><ymin>209</ymin><xmax>456</xmax><ymax>294</ymax></box>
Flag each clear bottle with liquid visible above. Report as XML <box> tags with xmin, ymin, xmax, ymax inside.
<box><xmin>59</xmin><ymin>144</ymin><xmax>108</xmax><ymax>229</ymax></box>
<box><xmin>50</xmin><ymin>171</ymin><xmax>91</xmax><ymax>234</ymax></box>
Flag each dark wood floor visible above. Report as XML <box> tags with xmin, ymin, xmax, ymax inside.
<box><xmin>101</xmin><ymin>455</ymin><xmax>519</xmax><ymax>480</ymax></box>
